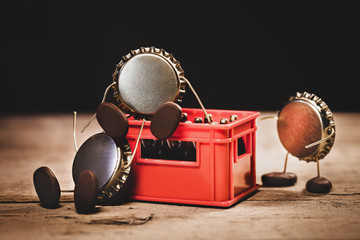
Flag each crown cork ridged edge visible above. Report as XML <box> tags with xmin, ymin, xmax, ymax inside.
<box><xmin>111</xmin><ymin>46</ymin><xmax>186</xmax><ymax>119</ymax></box>
<box><xmin>289</xmin><ymin>92</ymin><xmax>335</xmax><ymax>162</ymax></box>
<box><xmin>97</xmin><ymin>143</ymin><xmax>132</xmax><ymax>203</ymax></box>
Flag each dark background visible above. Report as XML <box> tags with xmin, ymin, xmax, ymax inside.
<box><xmin>1</xmin><ymin>1</ymin><xmax>358</xmax><ymax>114</ymax></box>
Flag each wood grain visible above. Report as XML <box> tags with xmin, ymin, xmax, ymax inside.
<box><xmin>0</xmin><ymin>113</ymin><xmax>359</xmax><ymax>239</ymax></box>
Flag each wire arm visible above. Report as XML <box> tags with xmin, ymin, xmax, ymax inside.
<box><xmin>183</xmin><ymin>78</ymin><xmax>211</xmax><ymax>123</ymax></box>
<box><xmin>305</xmin><ymin>128</ymin><xmax>335</xmax><ymax>149</ymax></box>
<box><xmin>256</xmin><ymin>116</ymin><xmax>278</xmax><ymax>122</ymax></box>
<box><xmin>80</xmin><ymin>82</ymin><xmax>116</xmax><ymax>133</ymax></box>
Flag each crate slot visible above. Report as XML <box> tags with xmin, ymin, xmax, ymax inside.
<box><xmin>236</xmin><ymin>133</ymin><xmax>252</xmax><ymax>161</ymax></box>
<box><xmin>237</xmin><ymin>137</ymin><xmax>246</xmax><ymax>156</ymax></box>
<box><xmin>141</xmin><ymin>139</ymin><xmax>196</xmax><ymax>161</ymax></box>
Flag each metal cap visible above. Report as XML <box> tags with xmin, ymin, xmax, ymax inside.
<box><xmin>72</xmin><ymin>133</ymin><xmax>132</xmax><ymax>202</ymax></box>
<box><xmin>277</xmin><ymin>92</ymin><xmax>335</xmax><ymax>162</ymax></box>
<box><xmin>112</xmin><ymin>46</ymin><xmax>186</xmax><ymax>119</ymax></box>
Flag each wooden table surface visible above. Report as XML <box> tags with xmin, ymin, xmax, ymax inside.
<box><xmin>0</xmin><ymin>112</ymin><xmax>359</xmax><ymax>240</ymax></box>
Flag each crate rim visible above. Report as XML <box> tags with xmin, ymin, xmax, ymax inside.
<box><xmin>128</xmin><ymin>108</ymin><xmax>259</xmax><ymax>130</ymax></box>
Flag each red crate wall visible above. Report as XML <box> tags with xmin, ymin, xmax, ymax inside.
<box><xmin>126</xmin><ymin>108</ymin><xmax>259</xmax><ymax>207</ymax></box>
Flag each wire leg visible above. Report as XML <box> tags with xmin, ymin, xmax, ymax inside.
<box><xmin>73</xmin><ymin>111</ymin><xmax>78</xmax><ymax>152</ymax></box>
<box><xmin>123</xmin><ymin>119</ymin><xmax>146</xmax><ymax>169</ymax></box>
<box><xmin>283</xmin><ymin>152</ymin><xmax>289</xmax><ymax>173</ymax></box>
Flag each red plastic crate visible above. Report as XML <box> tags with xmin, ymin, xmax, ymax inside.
<box><xmin>126</xmin><ymin>108</ymin><xmax>259</xmax><ymax>207</ymax></box>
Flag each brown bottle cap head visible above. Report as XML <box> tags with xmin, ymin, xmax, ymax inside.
<box><xmin>277</xmin><ymin>92</ymin><xmax>335</xmax><ymax>162</ymax></box>
<box><xmin>96</xmin><ymin>102</ymin><xmax>129</xmax><ymax>139</ymax></box>
<box><xmin>74</xmin><ymin>170</ymin><xmax>99</xmax><ymax>214</ymax></box>
<box><xmin>33</xmin><ymin>167</ymin><xmax>60</xmax><ymax>208</ymax></box>
<box><xmin>150</xmin><ymin>102</ymin><xmax>182</xmax><ymax>140</ymax></box>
